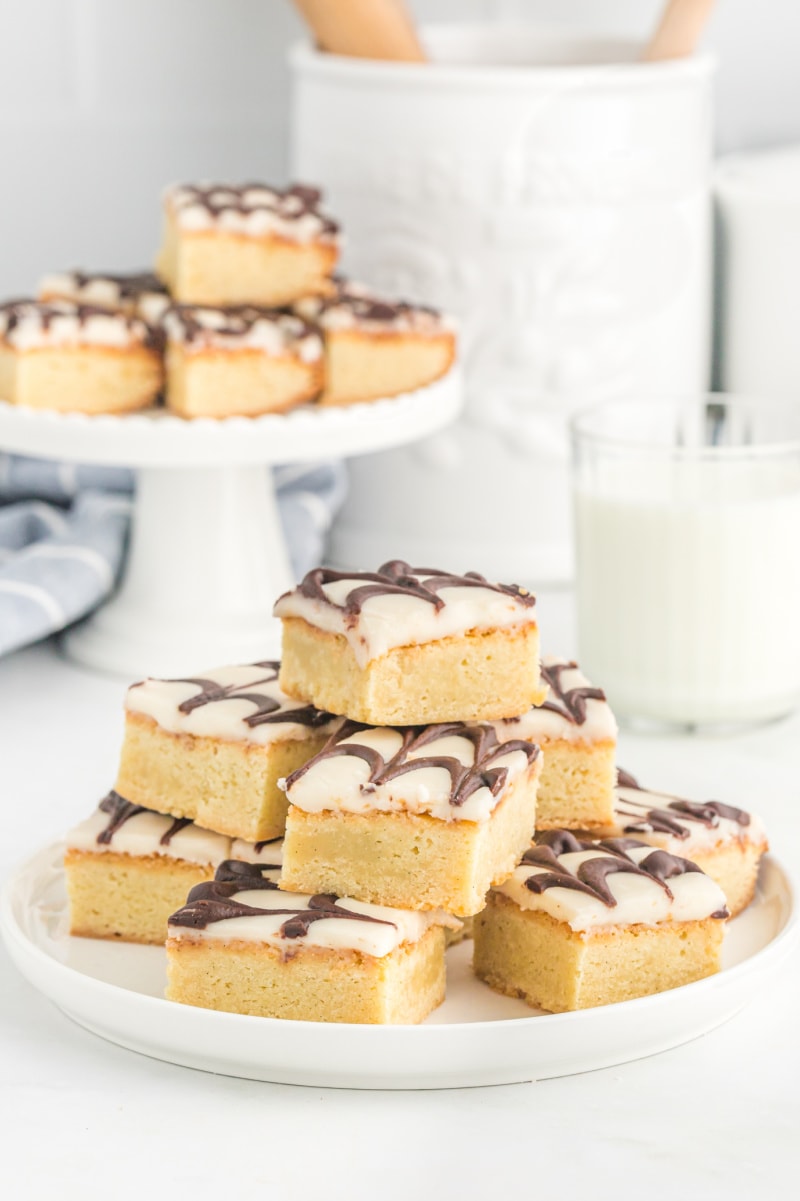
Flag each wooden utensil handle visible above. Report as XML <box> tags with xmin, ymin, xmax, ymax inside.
<box><xmin>292</xmin><ymin>0</ymin><xmax>426</xmax><ymax>62</ymax></box>
<box><xmin>642</xmin><ymin>0</ymin><xmax>716</xmax><ymax>61</ymax></box>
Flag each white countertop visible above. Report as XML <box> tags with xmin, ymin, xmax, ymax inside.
<box><xmin>2</xmin><ymin>595</ymin><xmax>798</xmax><ymax>1199</ymax></box>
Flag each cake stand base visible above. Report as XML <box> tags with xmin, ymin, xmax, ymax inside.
<box><xmin>63</xmin><ymin>465</ymin><xmax>292</xmax><ymax>677</ymax></box>
<box><xmin>0</xmin><ymin>372</ymin><xmax>462</xmax><ymax>676</ymax></box>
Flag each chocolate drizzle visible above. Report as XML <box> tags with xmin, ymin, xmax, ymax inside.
<box><xmin>163</xmin><ymin>303</ymin><xmax>317</xmax><ymax>346</ymax></box>
<box><xmin>523</xmin><ymin>833</ymin><xmax>661</xmax><ymax>904</ymax></box>
<box><xmin>213</xmin><ymin>860</ymin><xmax>281</xmax><ymax>887</ymax></box>
<box><xmin>170</xmin><ymin>182</ymin><xmax>339</xmax><ymax>236</ymax></box>
<box><xmin>137</xmin><ymin>661</ymin><xmax>333</xmax><ymax>729</ymax></box>
<box><xmin>291</xmin><ymin>560</ymin><xmax>535</xmax><ymax>627</ymax></box>
<box><xmin>517</xmin><ymin>830</ymin><xmax>722</xmax><ymax>909</ymax></box>
<box><xmin>62</xmin><ymin>270</ymin><xmax>167</xmax><ymax>300</ymax></box>
<box><xmin>286</xmin><ymin>719</ymin><xmax>539</xmax><ymax>808</ymax></box>
<box><xmin>96</xmin><ymin>791</ymin><xmax>147</xmax><ymax>845</ymax></box>
<box><xmin>253</xmin><ymin>836</ymin><xmax>284</xmax><ymax>853</ymax></box>
<box><xmin>95</xmin><ymin>791</ymin><xmax>193</xmax><ymax>846</ymax></box>
<box><xmin>616</xmin><ymin>768</ymin><xmax>751</xmax><ymax>839</ymax></box>
<box><xmin>169</xmin><ymin>878</ymin><xmax>397</xmax><ymax>938</ymax></box>
<box><xmin>538</xmin><ymin>660</ymin><xmax>606</xmax><ymax>724</ymax></box>
<box><xmin>309</xmin><ymin>278</ymin><xmax>441</xmax><ymax>324</ymax></box>
<box><xmin>0</xmin><ymin>299</ymin><xmax>165</xmax><ymax>352</ymax></box>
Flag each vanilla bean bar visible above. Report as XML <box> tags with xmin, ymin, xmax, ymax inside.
<box><xmin>156</xmin><ymin>182</ymin><xmax>340</xmax><ymax>306</ymax></box>
<box><xmin>0</xmin><ymin>299</ymin><xmax>163</xmax><ymax>414</ymax></box>
<box><xmin>473</xmin><ymin>830</ymin><xmax>728</xmax><ymax>1012</ymax></box>
<box><xmin>598</xmin><ymin>769</ymin><xmax>768</xmax><ymax>917</ymax></box>
<box><xmin>115</xmin><ymin>662</ymin><xmax>340</xmax><ymax>842</ymax></box>
<box><xmin>281</xmin><ymin>721</ymin><xmax>541</xmax><ymax>915</ymax></box>
<box><xmin>294</xmin><ymin>278</ymin><xmax>456</xmax><ymax>405</ymax></box>
<box><xmin>64</xmin><ymin>791</ymin><xmax>236</xmax><ymax>944</ymax></box>
<box><xmin>166</xmin><ymin>861</ymin><xmax>456</xmax><ymax>1024</ymax></box>
<box><xmin>39</xmin><ymin>270</ymin><xmax>170</xmax><ymax>324</ymax></box>
<box><xmin>493</xmin><ymin>657</ymin><xmax>617</xmax><ymax>829</ymax></box>
<box><xmin>162</xmin><ymin>303</ymin><xmax>323</xmax><ymax>418</ymax></box>
<box><xmin>274</xmin><ymin>561</ymin><xmax>546</xmax><ymax>725</ymax></box>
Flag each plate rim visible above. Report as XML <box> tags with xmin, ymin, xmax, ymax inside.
<box><xmin>2</xmin><ymin>840</ymin><xmax>797</xmax><ymax>1039</ymax></box>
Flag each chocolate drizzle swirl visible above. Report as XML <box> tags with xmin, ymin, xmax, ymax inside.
<box><xmin>253</xmin><ymin>836</ymin><xmax>284</xmax><ymax>854</ymax></box>
<box><xmin>523</xmin><ymin>833</ymin><xmax>661</xmax><ymax>904</ymax></box>
<box><xmin>309</xmin><ymin>278</ymin><xmax>441</xmax><ymax>324</ymax></box>
<box><xmin>538</xmin><ymin>660</ymin><xmax>606</xmax><ymax>724</ymax></box>
<box><xmin>62</xmin><ymin>270</ymin><xmax>167</xmax><ymax>300</ymax></box>
<box><xmin>163</xmin><ymin>303</ymin><xmax>317</xmax><ymax>346</ymax></box>
<box><xmin>616</xmin><ymin>769</ymin><xmax>751</xmax><ymax>839</ymax></box>
<box><xmin>286</xmin><ymin>719</ymin><xmax>539</xmax><ymax>809</ymax></box>
<box><xmin>96</xmin><ymin>791</ymin><xmax>146</xmax><ymax>845</ymax></box>
<box><xmin>95</xmin><ymin>791</ymin><xmax>192</xmax><ymax>846</ymax></box>
<box><xmin>213</xmin><ymin>860</ymin><xmax>281</xmax><ymax>887</ymax></box>
<box><xmin>0</xmin><ymin>298</ymin><xmax>164</xmax><ymax>352</ymax></box>
<box><xmin>291</xmin><ymin>560</ymin><xmax>535</xmax><ymax>627</ymax></box>
<box><xmin>518</xmin><ymin>830</ymin><xmax>720</xmax><ymax>909</ymax></box>
<box><xmin>136</xmin><ymin>661</ymin><xmax>333</xmax><ymax>729</ymax></box>
<box><xmin>170</xmin><ymin>182</ymin><xmax>339</xmax><ymax>236</ymax></box>
<box><xmin>169</xmin><ymin>878</ymin><xmax>397</xmax><ymax>938</ymax></box>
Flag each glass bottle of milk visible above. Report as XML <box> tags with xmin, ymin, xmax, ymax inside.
<box><xmin>572</xmin><ymin>397</ymin><xmax>800</xmax><ymax>728</ymax></box>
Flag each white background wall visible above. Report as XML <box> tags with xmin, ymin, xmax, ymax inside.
<box><xmin>1</xmin><ymin>0</ymin><xmax>799</xmax><ymax>295</ymax></box>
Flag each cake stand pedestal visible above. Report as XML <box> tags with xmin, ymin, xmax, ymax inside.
<box><xmin>0</xmin><ymin>372</ymin><xmax>461</xmax><ymax>676</ymax></box>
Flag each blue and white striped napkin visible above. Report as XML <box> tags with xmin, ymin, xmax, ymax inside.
<box><xmin>0</xmin><ymin>454</ymin><xmax>346</xmax><ymax>659</ymax></box>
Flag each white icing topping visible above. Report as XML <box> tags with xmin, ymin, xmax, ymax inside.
<box><xmin>163</xmin><ymin>306</ymin><xmax>322</xmax><ymax>359</ymax></box>
<box><xmin>169</xmin><ymin>884</ymin><xmax>455</xmax><ymax>956</ymax></box>
<box><xmin>38</xmin><ymin>272</ymin><xmax>168</xmax><ymax>321</ymax></box>
<box><xmin>284</xmin><ymin>724</ymin><xmax>536</xmax><ymax>822</ymax></box>
<box><xmin>494</xmin><ymin>656</ymin><xmax>618</xmax><ymax>746</ymax></box>
<box><xmin>497</xmin><ymin>842</ymin><xmax>727</xmax><ymax>931</ymax></box>
<box><xmin>612</xmin><ymin>784</ymin><xmax>767</xmax><ymax>855</ymax></box>
<box><xmin>274</xmin><ymin>573</ymin><xmax>537</xmax><ymax>669</ymax></box>
<box><xmin>294</xmin><ymin>280</ymin><xmax>456</xmax><ymax>335</ymax></box>
<box><xmin>165</xmin><ymin>183</ymin><xmax>338</xmax><ymax>244</ymax></box>
<box><xmin>126</xmin><ymin>663</ymin><xmax>339</xmax><ymax>746</ymax></box>
<box><xmin>40</xmin><ymin>272</ymin><xmax>123</xmax><ymax>309</ymax></box>
<box><xmin>229</xmin><ymin>837</ymin><xmax>284</xmax><ymax>866</ymax></box>
<box><xmin>0</xmin><ymin>300</ymin><xmax>153</xmax><ymax>351</ymax></box>
<box><xmin>65</xmin><ymin>806</ymin><xmax>230</xmax><ymax>866</ymax></box>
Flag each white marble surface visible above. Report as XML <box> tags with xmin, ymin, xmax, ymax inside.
<box><xmin>1</xmin><ymin>596</ymin><xmax>798</xmax><ymax>1198</ymax></box>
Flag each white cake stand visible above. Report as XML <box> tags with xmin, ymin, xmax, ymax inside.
<box><xmin>0</xmin><ymin>371</ymin><xmax>461</xmax><ymax>677</ymax></box>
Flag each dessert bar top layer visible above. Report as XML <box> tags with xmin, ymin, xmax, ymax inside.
<box><xmin>168</xmin><ymin>861</ymin><xmax>456</xmax><ymax>955</ymax></box>
<box><xmin>274</xmin><ymin>560</ymin><xmax>537</xmax><ymax>668</ymax></box>
<box><xmin>164</xmin><ymin>182</ymin><xmax>339</xmax><ymax>243</ymax></box>
<box><xmin>0</xmin><ymin>299</ymin><xmax>163</xmax><ymax>351</ymax></box>
<box><xmin>39</xmin><ymin>270</ymin><xmax>168</xmax><ymax>309</ymax></box>
<box><xmin>613</xmin><ymin>769</ymin><xmax>767</xmax><ymax>854</ymax></box>
<box><xmin>66</xmin><ymin>791</ymin><xmax>232</xmax><ymax>866</ymax></box>
<box><xmin>284</xmin><ymin>720</ymin><xmax>540</xmax><ymax>823</ymax></box>
<box><xmin>163</xmin><ymin>304</ymin><xmax>323</xmax><ymax>359</ymax></box>
<box><xmin>496</xmin><ymin>830</ymin><xmax>729</xmax><ymax>931</ymax></box>
<box><xmin>294</xmin><ymin>278</ymin><xmax>455</xmax><ymax>335</ymax></box>
<box><xmin>126</xmin><ymin>662</ymin><xmax>340</xmax><ymax>746</ymax></box>
<box><xmin>495</xmin><ymin>656</ymin><xmax>617</xmax><ymax>745</ymax></box>
<box><xmin>229</xmin><ymin>836</ymin><xmax>284</xmax><ymax>866</ymax></box>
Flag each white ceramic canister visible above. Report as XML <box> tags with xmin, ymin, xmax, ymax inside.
<box><xmin>290</xmin><ymin>25</ymin><xmax>714</xmax><ymax>584</ymax></box>
<box><xmin>715</xmin><ymin>146</ymin><xmax>800</xmax><ymax>395</ymax></box>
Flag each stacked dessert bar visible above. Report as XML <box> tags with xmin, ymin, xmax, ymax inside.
<box><xmin>64</xmin><ymin>662</ymin><xmax>337</xmax><ymax>944</ymax></box>
<box><xmin>1</xmin><ymin>183</ymin><xmax>455</xmax><ymax>417</ymax></box>
<box><xmin>63</xmin><ymin>561</ymin><xmax>768</xmax><ymax>1022</ymax></box>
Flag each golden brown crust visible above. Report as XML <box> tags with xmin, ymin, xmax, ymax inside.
<box><xmin>279</xmin><ymin>615</ymin><xmax>545</xmax><ymax>724</ymax></box>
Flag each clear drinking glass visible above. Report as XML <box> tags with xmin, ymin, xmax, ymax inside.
<box><xmin>571</xmin><ymin>396</ymin><xmax>800</xmax><ymax>730</ymax></box>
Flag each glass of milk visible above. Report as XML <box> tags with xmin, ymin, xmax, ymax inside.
<box><xmin>572</xmin><ymin>396</ymin><xmax>800</xmax><ymax>729</ymax></box>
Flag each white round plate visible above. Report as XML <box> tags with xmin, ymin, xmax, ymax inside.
<box><xmin>0</xmin><ymin>369</ymin><xmax>462</xmax><ymax>468</ymax></box>
<box><xmin>1</xmin><ymin>846</ymin><xmax>795</xmax><ymax>1090</ymax></box>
